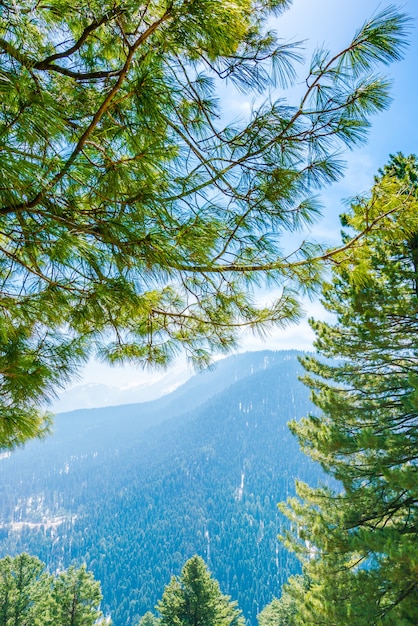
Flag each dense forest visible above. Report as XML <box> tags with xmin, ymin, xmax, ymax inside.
<box><xmin>0</xmin><ymin>351</ymin><xmax>322</xmax><ymax>625</ymax></box>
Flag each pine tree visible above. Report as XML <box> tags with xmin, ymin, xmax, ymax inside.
<box><xmin>139</xmin><ymin>612</ymin><xmax>160</xmax><ymax>626</ymax></box>
<box><xmin>157</xmin><ymin>555</ymin><xmax>244</xmax><ymax>626</ymax></box>
<box><xmin>0</xmin><ymin>1</ymin><xmax>411</xmax><ymax>447</ymax></box>
<box><xmin>257</xmin><ymin>575</ymin><xmax>307</xmax><ymax>626</ymax></box>
<box><xmin>48</xmin><ymin>564</ymin><xmax>105</xmax><ymax>626</ymax></box>
<box><xmin>0</xmin><ymin>553</ymin><xmax>51</xmax><ymax>626</ymax></box>
<box><xmin>0</xmin><ymin>555</ymin><xmax>107</xmax><ymax>626</ymax></box>
<box><xmin>280</xmin><ymin>154</ymin><xmax>418</xmax><ymax>624</ymax></box>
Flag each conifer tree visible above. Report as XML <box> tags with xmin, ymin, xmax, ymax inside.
<box><xmin>139</xmin><ymin>612</ymin><xmax>160</xmax><ymax>626</ymax></box>
<box><xmin>257</xmin><ymin>574</ymin><xmax>307</xmax><ymax>626</ymax></box>
<box><xmin>0</xmin><ymin>553</ymin><xmax>51</xmax><ymax>626</ymax></box>
<box><xmin>281</xmin><ymin>154</ymin><xmax>418</xmax><ymax>624</ymax></box>
<box><xmin>48</xmin><ymin>564</ymin><xmax>105</xmax><ymax>626</ymax></box>
<box><xmin>0</xmin><ymin>1</ymin><xmax>411</xmax><ymax>447</ymax></box>
<box><xmin>0</xmin><ymin>554</ymin><xmax>107</xmax><ymax>626</ymax></box>
<box><xmin>157</xmin><ymin>555</ymin><xmax>244</xmax><ymax>626</ymax></box>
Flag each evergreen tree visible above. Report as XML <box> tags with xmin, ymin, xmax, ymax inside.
<box><xmin>257</xmin><ymin>575</ymin><xmax>307</xmax><ymax>626</ymax></box>
<box><xmin>0</xmin><ymin>1</ymin><xmax>411</xmax><ymax>447</ymax></box>
<box><xmin>0</xmin><ymin>553</ymin><xmax>51</xmax><ymax>626</ymax></box>
<box><xmin>281</xmin><ymin>154</ymin><xmax>418</xmax><ymax>624</ymax></box>
<box><xmin>48</xmin><ymin>564</ymin><xmax>105</xmax><ymax>626</ymax></box>
<box><xmin>139</xmin><ymin>612</ymin><xmax>160</xmax><ymax>626</ymax></box>
<box><xmin>157</xmin><ymin>555</ymin><xmax>244</xmax><ymax>626</ymax></box>
<box><xmin>0</xmin><ymin>555</ymin><xmax>107</xmax><ymax>626</ymax></box>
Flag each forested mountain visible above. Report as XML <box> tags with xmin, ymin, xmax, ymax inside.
<box><xmin>0</xmin><ymin>350</ymin><xmax>323</xmax><ymax>625</ymax></box>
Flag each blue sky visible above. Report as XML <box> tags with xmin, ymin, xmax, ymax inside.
<box><xmin>57</xmin><ymin>0</ymin><xmax>418</xmax><ymax>404</ymax></box>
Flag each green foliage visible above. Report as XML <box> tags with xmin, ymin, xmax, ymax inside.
<box><xmin>47</xmin><ymin>564</ymin><xmax>105</xmax><ymax>626</ymax></box>
<box><xmin>280</xmin><ymin>154</ymin><xmax>418</xmax><ymax>624</ymax></box>
<box><xmin>0</xmin><ymin>0</ymin><xmax>411</xmax><ymax>447</ymax></box>
<box><xmin>139</xmin><ymin>612</ymin><xmax>160</xmax><ymax>626</ymax></box>
<box><xmin>0</xmin><ymin>553</ymin><xmax>106</xmax><ymax>625</ymax></box>
<box><xmin>257</xmin><ymin>575</ymin><xmax>307</xmax><ymax>626</ymax></box>
<box><xmin>0</xmin><ymin>553</ymin><xmax>50</xmax><ymax>626</ymax></box>
<box><xmin>157</xmin><ymin>555</ymin><xmax>244</xmax><ymax>626</ymax></box>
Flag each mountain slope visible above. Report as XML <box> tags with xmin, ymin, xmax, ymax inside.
<box><xmin>0</xmin><ymin>350</ymin><xmax>321</xmax><ymax>625</ymax></box>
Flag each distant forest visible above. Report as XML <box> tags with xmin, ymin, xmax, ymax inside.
<box><xmin>0</xmin><ymin>351</ymin><xmax>321</xmax><ymax>625</ymax></box>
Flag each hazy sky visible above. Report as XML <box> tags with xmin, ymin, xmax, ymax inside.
<box><xmin>64</xmin><ymin>0</ymin><xmax>418</xmax><ymax>394</ymax></box>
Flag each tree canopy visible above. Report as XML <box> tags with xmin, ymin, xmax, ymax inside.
<box><xmin>0</xmin><ymin>0</ymin><xmax>411</xmax><ymax>447</ymax></box>
<box><xmin>139</xmin><ymin>612</ymin><xmax>160</xmax><ymax>626</ymax></box>
<box><xmin>0</xmin><ymin>553</ymin><xmax>106</xmax><ymax>625</ymax></box>
<box><xmin>156</xmin><ymin>555</ymin><xmax>244</xmax><ymax>626</ymax></box>
<box><xmin>280</xmin><ymin>154</ymin><xmax>418</xmax><ymax>624</ymax></box>
<box><xmin>257</xmin><ymin>574</ymin><xmax>307</xmax><ymax>626</ymax></box>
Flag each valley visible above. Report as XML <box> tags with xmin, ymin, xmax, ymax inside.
<box><xmin>0</xmin><ymin>350</ymin><xmax>322</xmax><ymax>625</ymax></box>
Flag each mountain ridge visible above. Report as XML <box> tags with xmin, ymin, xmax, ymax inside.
<box><xmin>0</xmin><ymin>349</ymin><xmax>320</xmax><ymax>626</ymax></box>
